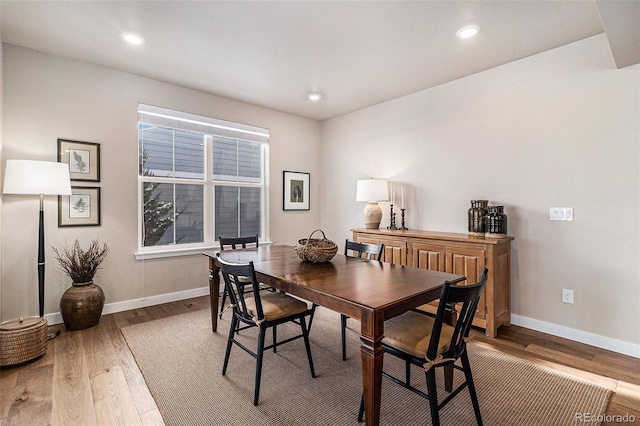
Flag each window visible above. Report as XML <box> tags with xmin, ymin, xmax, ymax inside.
<box><xmin>137</xmin><ymin>104</ymin><xmax>269</xmax><ymax>258</ymax></box>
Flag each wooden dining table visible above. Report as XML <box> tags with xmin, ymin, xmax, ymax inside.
<box><xmin>204</xmin><ymin>245</ymin><xmax>464</xmax><ymax>426</ymax></box>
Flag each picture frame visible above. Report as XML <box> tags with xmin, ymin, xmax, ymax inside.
<box><xmin>58</xmin><ymin>186</ymin><xmax>101</xmax><ymax>227</ymax></box>
<box><xmin>283</xmin><ymin>171</ymin><xmax>310</xmax><ymax>211</ymax></box>
<box><xmin>58</xmin><ymin>139</ymin><xmax>100</xmax><ymax>182</ymax></box>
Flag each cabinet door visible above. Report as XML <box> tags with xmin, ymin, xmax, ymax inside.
<box><xmin>411</xmin><ymin>241</ymin><xmax>445</xmax><ymax>271</ymax></box>
<box><xmin>411</xmin><ymin>241</ymin><xmax>446</xmax><ymax>313</ymax></box>
<box><xmin>446</xmin><ymin>245</ymin><xmax>486</xmax><ymax>320</ymax></box>
<box><xmin>378</xmin><ymin>237</ymin><xmax>408</xmax><ymax>266</ymax></box>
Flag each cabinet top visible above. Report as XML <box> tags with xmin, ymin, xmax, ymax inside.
<box><xmin>351</xmin><ymin>228</ymin><xmax>514</xmax><ymax>244</ymax></box>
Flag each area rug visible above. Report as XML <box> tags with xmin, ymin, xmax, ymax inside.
<box><xmin>121</xmin><ymin>307</ymin><xmax>611</xmax><ymax>425</ymax></box>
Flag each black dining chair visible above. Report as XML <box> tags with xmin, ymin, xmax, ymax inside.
<box><xmin>341</xmin><ymin>240</ymin><xmax>384</xmax><ymax>360</ymax></box>
<box><xmin>218</xmin><ymin>235</ymin><xmax>263</xmax><ymax>319</ymax></box>
<box><xmin>358</xmin><ymin>268</ymin><xmax>488</xmax><ymax>426</ymax></box>
<box><xmin>216</xmin><ymin>253</ymin><xmax>316</xmax><ymax>406</ymax></box>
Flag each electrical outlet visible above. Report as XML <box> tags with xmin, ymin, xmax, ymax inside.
<box><xmin>562</xmin><ymin>288</ymin><xmax>574</xmax><ymax>304</ymax></box>
<box><xmin>550</xmin><ymin>207</ymin><xmax>574</xmax><ymax>221</ymax></box>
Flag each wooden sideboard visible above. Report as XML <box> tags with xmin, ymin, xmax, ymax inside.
<box><xmin>352</xmin><ymin>228</ymin><xmax>513</xmax><ymax>337</ymax></box>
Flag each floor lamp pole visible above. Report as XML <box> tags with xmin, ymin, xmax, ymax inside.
<box><xmin>38</xmin><ymin>194</ymin><xmax>45</xmax><ymax>318</ymax></box>
<box><xmin>38</xmin><ymin>194</ymin><xmax>60</xmax><ymax>339</ymax></box>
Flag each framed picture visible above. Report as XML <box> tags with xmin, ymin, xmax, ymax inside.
<box><xmin>58</xmin><ymin>186</ymin><xmax>101</xmax><ymax>227</ymax></box>
<box><xmin>58</xmin><ymin>139</ymin><xmax>100</xmax><ymax>182</ymax></box>
<box><xmin>283</xmin><ymin>171</ymin><xmax>310</xmax><ymax>211</ymax></box>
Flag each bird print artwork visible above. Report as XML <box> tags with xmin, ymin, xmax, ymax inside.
<box><xmin>284</xmin><ymin>173</ymin><xmax>308</xmax><ymax>210</ymax></box>
<box><xmin>292</xmin><ymin>184</ymin><xmax>302</xmax><ymax>202</ymax></box>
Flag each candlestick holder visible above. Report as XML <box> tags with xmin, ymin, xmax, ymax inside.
<box><xmin>387</xmin><ymin>204</ymin><xmax>397</xmax><ymax>230</ymax></box>
<box><xmin>400</xmin><ymin>208</ymin><xmax>408</xmax><ymax>230</ymax></box>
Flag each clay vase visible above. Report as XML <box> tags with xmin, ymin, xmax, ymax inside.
<box><xmin>60</xmin><ymin>281</ymin><xmax>105</xmax><ymax>331</ymax></box>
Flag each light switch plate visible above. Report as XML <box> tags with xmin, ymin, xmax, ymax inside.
<box><xmin>550</xmin><ymin>207</ymin><xmax>573</xmax><ymax>221</ymax></box>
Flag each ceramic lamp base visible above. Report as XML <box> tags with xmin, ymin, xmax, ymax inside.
<box><xmin>363</xmin><ymin>201</ymin><xmax>383</xmax><ymax>229</ymax></box>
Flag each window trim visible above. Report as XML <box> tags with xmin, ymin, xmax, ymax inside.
<box><xmin>135</xmin><ymin>105</ymin><xmax>270</xmax><ymax>259</ymax></box>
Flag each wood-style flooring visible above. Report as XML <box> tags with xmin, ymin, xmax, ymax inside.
<box><xmin>1</xmin><ymin>296</ymin><xmax>638</xmax><ymax>425</ymax></box>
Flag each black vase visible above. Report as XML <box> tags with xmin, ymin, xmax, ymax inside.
<box><xmin>468</xmin><ymin>200</ymin><xmax>488</xmax><ymax>236</ymax></box>
<box><xmin>485</xmin><ymin>206</ymin><xmax>507</xmax><ymax>238</ymax></box>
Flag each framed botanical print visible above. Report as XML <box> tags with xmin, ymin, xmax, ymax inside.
<box><xmin>58</xmin><ymin>186</ymin><xmax>101</xmax><ymax>227</ymax></box>
<box><xmin>58</xmin><ymin>139</ymin><xmax>100</xmax><ymax>182</ymax></box>
<box><xmin>283</xmin><ymin>171</ymin><xmax>310</xmax><ymax>211</ymax></box>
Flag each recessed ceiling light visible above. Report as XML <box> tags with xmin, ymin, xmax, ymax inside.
<box><xmin>308</xmin><ymin>93</ymin><xmax>322</xmax><ymax>101</ymax></box>
<box><xmin>122</xmin><ymin>32</ymin><xmax>145</xmax><ymax>45</ymax></box>
<box><xmin>456</xmin><ymin>25</ymin><xmax>480</xmax><ymax>39</ymax></box>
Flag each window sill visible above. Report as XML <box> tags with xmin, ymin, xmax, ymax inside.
<box><xmin>134</xmin><ymin>241</ymin><xmax>273</xmax><ymax>260</ymax></box>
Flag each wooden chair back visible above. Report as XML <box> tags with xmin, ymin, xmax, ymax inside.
<box><xmin>215</xmin><ymin>254</ymin><xmax>264</xmax><ymax>325</ymax></box>
<box><xmin>344</xmin><ymin>240</ymin><xmax>384</xmax><ymax>261</ymax></box>
<box><xmin>219</xmin><ymin>235</ymin><xmax>259</xmax><ymax>250</ymax></box>
<box><xmin>428</xmin><ymin>268</ymin><xmax>488</xmax><ymax>362</ymax></box>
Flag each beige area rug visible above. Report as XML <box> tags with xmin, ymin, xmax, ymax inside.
<box><xmin>122</xmin><ymin>307</ymin><xmax>611</xmax><ymax>426</ymax></box>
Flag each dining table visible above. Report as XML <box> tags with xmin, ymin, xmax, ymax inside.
<box><xmin>204</xmin><ymin>244</ymin><xmax>464</xmax><ymax>426</ymax></box>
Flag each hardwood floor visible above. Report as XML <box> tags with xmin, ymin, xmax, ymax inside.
<box><xmin>1</xmin><ymin>296</ymin><xmax>638</xmax><ymax>425</ymax></box>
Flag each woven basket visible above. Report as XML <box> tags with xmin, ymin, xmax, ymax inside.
<box><xmin>295</xmin><ymin>230</ymin><xmax>338</xmax><ymax>263</ymax></box>
<box><xmin>0</xmin><ymin>317</ymin><xmax>48</xmax><ymax>366</ymax></box>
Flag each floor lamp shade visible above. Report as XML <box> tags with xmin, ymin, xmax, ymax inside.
<box><xmin>3</xmin><ymin>159</ymin><xmax>72</xmax><ymax>319</ymax></box>
<box><xmin>3</xmin><ymin>160</ymin><xmax>72</xmax><ymax>195</ymax></box>
<box><xmin>356</xmin><ymin>179</ymin><xmax>389</xmax><ymax>229</ymax></box>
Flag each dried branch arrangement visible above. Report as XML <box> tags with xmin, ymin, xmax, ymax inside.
<box><xmin>52</xmin><ymin>239</ymin><xmax>109</xmax><ymax>284</ymax></box>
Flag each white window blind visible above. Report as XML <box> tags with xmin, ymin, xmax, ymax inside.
<box><xmin>138</xmin><ymin>104</ymin><xmax>269</xmax><ymax>144</ymax></box>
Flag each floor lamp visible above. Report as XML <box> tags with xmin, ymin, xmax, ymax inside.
<box><xmin>3</xmin><ymin>159</ymin><xmax>72</xmax><ymax>339</ymax></box>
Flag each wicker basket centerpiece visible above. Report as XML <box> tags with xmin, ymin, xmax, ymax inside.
<box><xmin>295</xmin><ymin>230</ymin><xmax>338</xmax><ymax>263</ymax></box>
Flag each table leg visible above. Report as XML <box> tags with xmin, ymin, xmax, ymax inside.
<box><xmin>208</xmin><ymin>257</ymin><xmax>220</xmax><ymax>332</ymax></box>
<box><xmin>360</xmin><ymin>311</ymin><xmax>384</xmax><ymax>426</ymax></box>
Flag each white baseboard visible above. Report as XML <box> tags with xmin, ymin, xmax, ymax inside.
<box><xmin>45</xmin><ymin>286</ymin><xmax>210</xmax><ymax>326</ymax></box>
<box><xmin>45</xmin><ymin>291</ymin><xmax>639</xmax><ymax>359</ymax></box>
<box><xmin>511</xmin><ymin>314</ymin><xmax>640</xmax><ymax>359</ymax></box>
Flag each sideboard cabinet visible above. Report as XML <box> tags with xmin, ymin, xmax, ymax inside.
<box><xmin>352</xmin><ymin>228</ymin><xmax>513</xmax><ymax>337</ymax></box>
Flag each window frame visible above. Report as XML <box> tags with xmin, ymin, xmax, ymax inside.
<box><xmin>135</xmin><ymin>105</ymin><xmax>270</xmax><ymax>260</ymax></box>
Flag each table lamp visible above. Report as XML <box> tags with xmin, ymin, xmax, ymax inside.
<box><xmin>356</xmin><ymin>179</ymin><xmax>389</xmax><ymax>229</ymax></box>
<box><xmin>3</xmin><ymin>159</ymin><xmax>72</xmax><ymax>339</ymax></box>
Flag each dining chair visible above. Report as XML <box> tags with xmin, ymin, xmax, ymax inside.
<box><xmin>218</xmin><ymin>235</ymin><xmax>262</xmax><ymax>319</ymax></box>
<box><xmin>216</xmin><ymin>253</ymin><xmax>316</xmax><ymax>406</ymax></box>
<box><xmin>341</xmin><ymin>240</ymin><xmax>384</xmax><ymax>360</ymax></box>
<box><xmin>358</xmin><ymin>268</ymin><xmax>488</xmax><ymax>426</ymax></box>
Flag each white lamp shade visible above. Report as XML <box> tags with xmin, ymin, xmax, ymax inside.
<box><xmin>3</xmin><ymin>159</ymin><xmax>72</xmax><ymax>196</ymax></box>
<box><xmin>356</xmin><ymin>179</ymin><xmax>389</xmax><ymax>202</ymax></box>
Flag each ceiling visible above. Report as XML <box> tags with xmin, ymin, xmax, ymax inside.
<box><xmin>0</xmin><ymin>1</ymin><xmax>634</xmax><ymax>121</ymax></box>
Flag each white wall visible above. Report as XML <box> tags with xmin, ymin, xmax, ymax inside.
<box><xmin>1</xmin><ymin>44</ymin><xmax>321</xmax><ymax>321</ymax></box>
<box><xmin>0</xmin><ymin>25</ymin><xmax>4</xmax><ymax>320</ymax></box>
<box><xmin>321</xmin><ymin>35</ymin><xmax>640</xmax><ymax>352</ymax></box>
